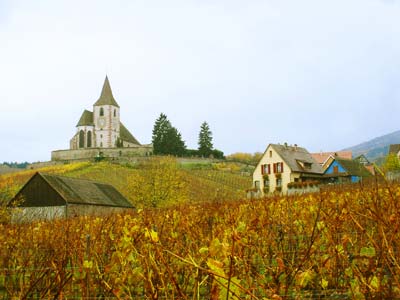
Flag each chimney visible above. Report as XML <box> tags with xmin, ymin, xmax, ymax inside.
<box><xmin>294</xmin><ymin>144</ymin><xmax>298</xmax><ymax>151</ymax></box>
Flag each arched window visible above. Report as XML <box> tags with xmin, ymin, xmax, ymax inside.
<box><xmin>87</xmin><ymin>131</ymin><xmax>92</xmax><ymax>148</ymax></box>
<box><xmin>100</xmin><ymin>107</ymin><xmax>104</xmax><ymax>116</ymax></box>
<box><xmin>114</xmin><ymin>109</ymin><xmax>116</xmax><ymax>117</ymax></box>
<box><xmin>79</xmin><ymin>130</ymin><xmax>85</xmax><ymax>148</ymax></box>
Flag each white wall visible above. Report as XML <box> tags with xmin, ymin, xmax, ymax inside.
<box><xmin>253</xmin><ymin>145</ymin><xmax>292</xmax><ymax>194</ymax></box>
<box><xmin>93</xmin><ymin>105</ymin><xmax>120</xmax><ymax>148</ymax></box>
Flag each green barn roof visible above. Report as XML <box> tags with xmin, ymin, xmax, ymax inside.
<box><xmin>93</xmin><ymin>76</ymin><xmax>120</xmax><ymax>107</ymax></box>
<box><xmin>11</xmin><ymin>172</ymin><xmax>134</xmax><ymax>208</ymax></box>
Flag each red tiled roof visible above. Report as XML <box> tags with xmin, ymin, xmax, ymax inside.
<box><xmin>365</xmin><ymin>165</ymin><xmax>375</xmax><ymax>175</ymax></box>
<box><xmin>311</xmin><ymin>151</ymin><xmax>353</xmax><ymax>165</ymax></box>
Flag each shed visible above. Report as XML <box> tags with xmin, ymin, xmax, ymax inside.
<box><xmin>9</xmin><ymin>172</ymin><xmax>134</xmax><ymax>222</ymax></box>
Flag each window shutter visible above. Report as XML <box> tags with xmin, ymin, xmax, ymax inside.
<box><xmin>261</xmin><ymin>165</ymin><xmax>264</xmax><ymax>175</ymax></box>
<box><xmin>267</xmin><ymin>164</ymin><xmax>271</xmax><ymax>174</ymax></box>
<box><xmin>273</xmin><ymin>163</ymin><xmax>277</xmax><ymax>173</ymax></box>
<box><xmin>281</xmin><ymin>162</ymin><xmax>284</xmax><ymax>173</ymax></box>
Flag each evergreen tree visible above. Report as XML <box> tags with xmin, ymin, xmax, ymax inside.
<box><xmin>166</xmin><ymin>127</ymin><xmax>186</xmax><ymax>156</ymax></box>
<box><xmin>152</xmin><ymin>113</ymin><xmax>171</xmax><ymax>155</ymax></box>
<box><xmin>198</xmin><ymin>121</ymin><xmax>213</xmax><ymax>157</ymax></box>
<box><xmin>152</xmin><ymin>113</ymin><xmax>186</xmax><ymax>156</ymax></box>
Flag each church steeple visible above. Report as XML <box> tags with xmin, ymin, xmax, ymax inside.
<box><xmin>93</xmin><ymin>76</ymin><xmax>120</xmax><ymax>107</ymax></box>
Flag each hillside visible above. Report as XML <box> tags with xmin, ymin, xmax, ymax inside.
<box><xmin>0</xmin><ymin>165</ymin><xmax>16</xmax><ymax>175</ymax></box>
<box><xmin>1</xmin><ymin>179</ymin><xmax>399</xmax><ymax>298</ymax></box>
<box><xmin>343</xmin><ymin>129</ymin><xmax>400</xmax><ymax>162</ymax></box>
<box><xmin>0</xmin><ymin>160</ymin><xmax>252</xmax><ymax>205</ymax></box>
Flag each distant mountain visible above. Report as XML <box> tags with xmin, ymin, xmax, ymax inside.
<box><xmin>343</xmin><ymin>130</ymin><xmax>400</xmax><ymax>162</ymax></box>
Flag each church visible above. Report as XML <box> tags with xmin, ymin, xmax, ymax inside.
<box><xmin>70</xmin><ymin>76</ymin><xmax>140</xmax><ymax>149</ymax></box>
<box><xmin>51</xmin><ymin>77</ymin><xmax>152</xmax><ymax>161</ymax></box>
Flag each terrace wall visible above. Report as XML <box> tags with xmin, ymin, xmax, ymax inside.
<box><xmin>51</xmin><ymin>146</ymin><xmax>153</xmax><ymax>162</ymax></box>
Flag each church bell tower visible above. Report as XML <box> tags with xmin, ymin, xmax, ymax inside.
<box><xmin>93</xmin><ymin>76</ymin><xmax>120</xmax><ymax>148</ymax></box>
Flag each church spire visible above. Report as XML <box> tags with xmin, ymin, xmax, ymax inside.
<box><xmin>93</xmin><ymin>76</ymin><xmax>120</xmax><ymax>107</ymax></box>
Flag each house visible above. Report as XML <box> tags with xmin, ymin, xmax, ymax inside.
<box><xmin>354</xmin><ymin>154</ymin><xmax>376</xmax><ymax>176</ymax></box>
<box><xmin>323</xmin><ymin>157</ymin><xmax>372</xmax><ymax>183</ymax></box>
<box><xmin>253</xmin><ymin>144</ymin><xmax>324</xmax><ymax>195</ymax></box>
<box><xmin>311</xmin><ymin>151</ymin><xmax>352</xmax><ymax>170</ymax></box>
<box><xmin>9</xmin><ymin>172</ymin><xmax>134</xmax><ymax>222</ymax></box>
<box><xmin>354</xmin><ymin>154</ymin><xmax>370</xmax><ymax>166</ymax></box>
<box><xmin>383</xmin><ymin>144</ymin><xmax>400</xmax><ymax>180</ymax></box>
<box><xmin>389</xmin><ymin>144</ymin><xmax>400</xmax><ymax>157</ymax></box>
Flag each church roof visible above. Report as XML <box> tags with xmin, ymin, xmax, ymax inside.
<box><xmin>76</xmin><ymin>110</ymin><xmax>94</xmax><ymax>127</ymax></box>
<box><xmin>120</xmin><ymin>122</ymin><xmax>140</xmax><ymax>145</ymax></box>
<box><xmin>93</xmin><ymin>76</ymin><xmax>120</xmax><ymax>107</ymax></box>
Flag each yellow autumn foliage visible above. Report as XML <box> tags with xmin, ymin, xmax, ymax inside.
<box><xmin>126</xmin><ymin>157</ymin><xmax>188</xmax><ymax>208</ymax></box>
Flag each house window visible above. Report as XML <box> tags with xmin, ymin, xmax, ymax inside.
<box><xmin>304</xmin><ymin>162</ymin><xmax>312</xmax><ymax>169</ymax></box>
<box><xmin>261</xmin><ymin>164</ymin><xmax>271</xmax><ymax>175</ymax></box>
<box><xmin>333</xmin><ymin>166</ymin><xmax>339</xmax><ymax>173</ymax></box>
<box><xmin>114</xmin><ymin>109</ymin><xmax>116</xmax><ymax>117</ymax></box>
<box><xmin>264</xmin><ymin>179</ymin><xmax>269</xmax><ymax>187</ymax></box>
<box><xmin>276</xmin><ymin>178</ymin><xmax>282</xmax><ymax>187</ymax></box>
<box><xmin>269</xmin><ymin>151</ymin><xmax>272</xmax><ymax>158</ymax></box>
<box><xmin>100</xmin><ymin>107</ymin><xmax>104</xmax><ymax>116</ymax></box>
<box><xmin>274</xmin><ymin>162</ymin><xmax>284</xmax><ymax>173</ymax></box>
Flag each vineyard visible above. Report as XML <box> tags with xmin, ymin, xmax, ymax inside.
<box><xmin>0</xmin><ymin>160</ymin><xmax>252</xmax><ymax>206</ymax></box>
<box><xmin>1</xmin><ymin>179</ymin><xmax>400</xmax><ymax>299</ymax></box>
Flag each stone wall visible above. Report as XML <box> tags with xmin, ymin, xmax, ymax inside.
<box><xmin>28</xmin><ymin>161</ymin><xmax>65</xmax><ymax>169</ymax></box>
<box><xmin>10</xmin><ymin>205</ymin><xmax>133</xmax><ymax>223</ymax></box>
<box><xmin>51</xmin><ymin>146</ymin><xmax>153</xmax><ymax>162</ymax></box>
<box><xmin>67</xmin><ymin>204</ymin><xmax>133</xmax><ymax>217</ymax></box>
<box><xmin>287</xmin><ymin>186</ymin><xmax>320</xmax><ymax>195</ymax></box>
<box><xmin>11</xmin><ymin>206</ymin><xmax>66</xmax><ymax>223</ymax></box>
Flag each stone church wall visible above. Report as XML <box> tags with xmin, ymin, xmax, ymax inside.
<box><xmin>93</xmin><ymin>105</ymin><xmax>120</xmax><ymax>148</ymax></box>
<box><xmin>51</xmin><ymin>146</ymin><xmax>153</xmax><ymax>161</ymax></box>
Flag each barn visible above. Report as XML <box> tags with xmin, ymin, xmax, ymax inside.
<box><xmin>9</xmin><ymin>172</ymin><xmax>134</xmax><ymax>222</ymax></box>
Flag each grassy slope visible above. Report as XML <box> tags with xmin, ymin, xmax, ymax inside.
<box><xmin>0</xmin><ymin>161</ymin><xmax>252</xmax><ymax>204</ymax></box>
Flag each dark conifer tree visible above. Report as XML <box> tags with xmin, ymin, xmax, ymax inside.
<box><xmin>152</xmin><ymin>113</ymin><xmax>186</xmax><ymax>156</ymax></box>
<box><xmin>198</xmin><ymin>121</ymin><xmax>213</xmax><ymax>157</ymax></box>
<box><xmin>152</xmin><ymin>113</ymin><xmax>171</xmax><ymax>155</ymax></box>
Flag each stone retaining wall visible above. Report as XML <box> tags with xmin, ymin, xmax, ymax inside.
<box><xmin>51</xmin><ymin>146</ymin><xmax>153</xmax><ymax>161</ymax></box>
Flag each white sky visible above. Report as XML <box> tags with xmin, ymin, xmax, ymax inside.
<box><xmin>1</xmin><ymin>0</ymin><xmax>400</xmax><ymax>162</ymax></box>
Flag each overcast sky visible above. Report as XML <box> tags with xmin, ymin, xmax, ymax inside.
<box><xmin>1</xmin><ymin>0</ymin><xmax>400</xmax><ymax>162</ymax></box>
